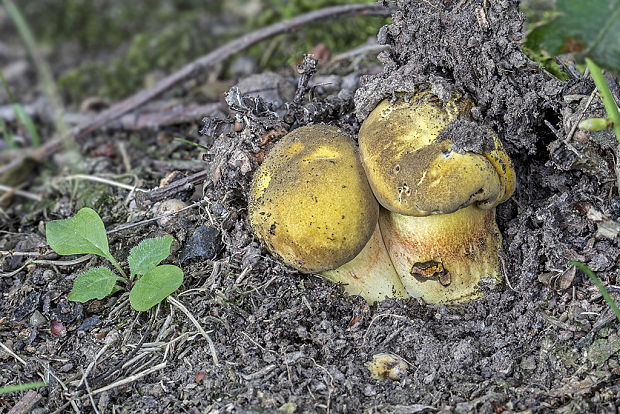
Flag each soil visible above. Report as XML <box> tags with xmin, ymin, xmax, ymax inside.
<box><xmin>2</xmin><ymin>1</ymin><xmax>620</xmax><ymax>413</ymax></box>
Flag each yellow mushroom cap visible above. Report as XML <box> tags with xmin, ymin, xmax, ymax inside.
<box><xmin>358</xmin><ymin>91</ymin><xmax>515</xmax><ymax>216</ymax></box>
<box><xmin>248</xmin><ymin>124</ymin><xmax>379</xmax><ymax>273</ymax></box>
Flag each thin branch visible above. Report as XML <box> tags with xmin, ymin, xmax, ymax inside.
<box><xmin>62</xmin><ymin>174</ymin><xmax>148</xmax><ymax>193</ymax></box>
<box><xmin>0</xmin><ymin>341</ymin><xmax>27</xmax><ymax>365</ymax></box>
<box><xmin>6</xmin><ymin>390</ymin><xmax>43</xmax><ymax>414</ymax></box>
<box><xmin>167</xmin><ymin>296</ymin><xmax>219</xmax><ymax>365</ymax></box>
<box><xmin>107</xmin><ymin>199</ymin><xmax>205</xmax><ymax>234</ymax></box>
<box><xmin>72</xmin><ymin>3</ymin><xmax>390</xmax><ymax>139</ymax></box>
<box><xmin>0</xmin><ymin>101</ymin><xmax>224</xmax><ymax>131</ymax></box>
<box><xmin>0</xmin><ymin>183</ymin><xmax>43</xmax><ymax>201</ymax></box>
<box><xmin>91</xmin><ymin>362</ymin><xmax>166</xmax><ymax>395</ymax></box>
<box><xmin>134</xmin><ymin>169</ymin><xmax>210</xmax><ymax>208</ymax></box>
<box><xmin>89</xmin><ymin>317</ymin><xmax>154</xmax><ymax>388</ymax></box>
<box><xmin>0</xmin><ymin>3</ymin><xmax>391</xmax><ymax>179</ymax></box>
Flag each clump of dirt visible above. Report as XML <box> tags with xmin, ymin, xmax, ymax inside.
<box><xmin>355</xmin><ymin>0</ymin><xmax>564</xmax><ymax>154</ymax></box>
<box><xmin>437</xmin><ymin>119</ymin><xmax>496</xmax><ymax>154</ymax></box>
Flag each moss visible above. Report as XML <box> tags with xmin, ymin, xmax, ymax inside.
<box><xmin>73</xmin><ymin>183</ymin><xmax>115</xmax><ymax>212</ymax></box>
<box><xmin>21</xmin><ymin>0</ymin><xmax>386</xmax><ymax>103</ymax></box>
<box><xmin>19</xmin><ymin>0</ymin><xmax>223</xmax><ymax>50</ymax></box>
<box><xmin>17</xmin><ymin>0</ymin><xmax>226</xmax><ymax>103</ymax></box>
<box><xmin>587</xmin><ymin>334</ymin><xmax>620</xmax><ymax>367</ymax></box>
<box><xmin>58</xmin><ymin>23</ymin><xmax>214</xmax><ymax>101</ymax></box>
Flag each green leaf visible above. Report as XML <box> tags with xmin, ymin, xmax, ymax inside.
<box><xmin>526</xmin><ymin>0</ymin><xmax>620</xmax><ymax>75</ymax></box>
<box><xmin>46</xmin><ymin>207</ymin><xmax>112</xmax><ymax>260</ymax></box>
<box><xmin>68</xmin><ymin>267</ymin><xmax>120</xmax><ymax>302</ymax></box>
<box><xmin>128</xmin><ymin>235</ymin><xmax>173</xmax><ymax>277</ymax></box>
<box><xmin>129</xmin><ymin>265</ymin><xmax>183</xmax><ymax>311</ymax></box>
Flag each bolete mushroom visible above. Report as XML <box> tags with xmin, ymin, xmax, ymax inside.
<box><xmin>248</xmin><ymin>124</ymin><xmax>409</xmax><ymax>303</ymax></box>
<box><xmin>358</xmin><ymin>91</ymin><xmax>516</xmax><ymax>303</ymax></box>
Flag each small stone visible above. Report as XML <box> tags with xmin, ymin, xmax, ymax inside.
<box><xmin>179</xmin><ymin>225</ymin><xmax>222</xmax><ymax>264</ymax></box>
<box><xmin>77</xmin><ymin>316</ymin><xmax>101</xmax><ymax>331</ymax></box>
<box><xmin>29</xmin><ymin>310</ymin><xmax>47</xmax><ymax>328</ymax></box>
<box><xmin>156</xmin><ymin>199</ymin><xmax>187</xmax><ymax>227</ymax></box>
<box><xmin>362</xmin><ymin>384</ymin><xmax>377</xmax><ymax>396</ymax></box>
<box><xmin>50</xmin><ymin>320</ymin><xmax>66</xmax><ymax>337</ymax></box>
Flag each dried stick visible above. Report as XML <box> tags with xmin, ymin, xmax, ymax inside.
<box><xmin>74</xmin><ymin>3</ymin><xmax>390</xmax><ymax>139</ymax></box>
<box><xmin>134</xmin><ymin>168</ymin><xmax>211</xmax><ymax>208</ymax></box>
<box><xmin>0</xmin><ymin>101</ymin><xmax>224</xmax><ymax>130</ymax></box>
<box><xmin>293</xmin><ymin>54</ymin><xmax>318</xmax><ymax>105</ymax></box>
<box><xmin>91</xmin><ymin>362</ymin><xmax>166</xmax><ymax>395</ymax></box>
<box><xmin>0</xmin><ymin>3</ymin><xmax>390</xmax><ymax>179</ymax></box>
<box><xmin>7</xmin><ymin>390</ymin><xmax>42</xmax><ymax>414</ymax></box>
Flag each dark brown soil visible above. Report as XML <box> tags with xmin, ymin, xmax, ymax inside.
<box><xmin>2</xmin><ymin>1</ymin><xmax>620</xmax><ymax>413</ymax></box>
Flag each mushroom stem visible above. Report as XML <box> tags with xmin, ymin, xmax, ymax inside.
<box><xmin>322</xmin><ymin>222</ymin><xmax>409</xmax><ymax>304</ymax></box>
<box><xmin>379</xmin><ymin>205</ymin><xmax>502</xmax><ymax>303</ymax></box>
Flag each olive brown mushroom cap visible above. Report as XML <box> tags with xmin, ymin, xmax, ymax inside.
<box><xmin>357</xmin><ymin>91</ymin><xmax>516</xmax><ymax>303</ymax></box>
<box><xmin>248</xmin><ymin>124</ymin><xmax>379</xmax><ymax>273</ymax></box>
<box><xmin>358</xmin><ymin>91</ymin><xmax>515</xmax><ymax>216</ymax></box>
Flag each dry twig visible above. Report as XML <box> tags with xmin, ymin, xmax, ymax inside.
<box><xmin>0</xmin><ymin>3</ymin><xmax>390</xmax><ymax>182</ymax></box>
<box><xmin>7</xmin><ymin>390</ymin><xmax>42</xmax><ymax>414</ymax></box>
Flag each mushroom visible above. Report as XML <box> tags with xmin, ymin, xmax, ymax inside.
<box><xmin>366</xmin><ymin>353</ymin><xmax>409</xmax><ymax>381</ymax></box>
<box><xmin>248</xmin><ymin>124</ymin><xmax>408</xmax><ymax>303</ymax></box>
<box><xmin>358</xmin><ymin>91</ymin><xmax>516</xmax><ymax>303</ymax></box>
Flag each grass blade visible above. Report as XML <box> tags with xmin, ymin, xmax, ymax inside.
<box><xmin>0</xmin><ymin>381</ymin><xmax>47</xmax><ymax>394</ymax></box>
<box><xmin>175</xmin><ymin>137</ymin><xmax>210</xmax><ymax>152</ymax></box>
<box><xmin>12</xmin><ymin>104</ymin><xmax>40</xmax><ymax>147</ymax></box>
<box><xmin>586</xmin><ymin>58</ymin><xmax>620</xmax><ymax>142</ymax></box>
<box><xmin>0</xmin><ymin>118</ymin><xmax>17</xmax><ymax>149</ymax></box>
<box><xmin>570</xmin><ymin>260</ymin><xmax>620</xmax><ymax>323</ymax></box>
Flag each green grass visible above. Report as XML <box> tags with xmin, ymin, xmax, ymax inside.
<box><xmin>585</xmin><ymin>58</ymin><xmax>620</xmax><ymax>142</ymax></box>
<box><xmin>0</xmin><ymin>381</ymin><xmax>47</xmax><ymax>394</ymax></box>
<box><xmin>0</xmin><ymin>70</ymin><xmax>40</xmax><ymax>147</ymax></box>
<box><xmin>0</xmin><ymin>117</ymin><xmax>17</xmax><ymax>149</ymax></box>
<box><xmin>570</xmin><ymin>261</ymin><xmax>620</xmax><ymax>323</ymax></box>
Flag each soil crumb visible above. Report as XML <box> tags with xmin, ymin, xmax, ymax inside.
<box><xmin>355</xmin><ymin>0</ymin><xmax>564</xmax><ymax>154</ymax></box>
